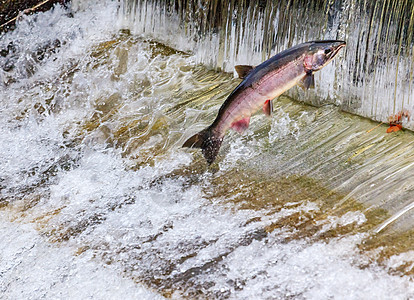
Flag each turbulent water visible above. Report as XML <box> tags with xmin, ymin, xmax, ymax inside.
<box><xmin>2</xmin><ymin>1</ymin><xmax>414</xmax><ymax>299</ymax></box>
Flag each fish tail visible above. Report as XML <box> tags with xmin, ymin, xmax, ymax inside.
<box><xmin>182</xmin><ymin>126</ymin><xmax>223</xmax><ymax>164</ymax></box>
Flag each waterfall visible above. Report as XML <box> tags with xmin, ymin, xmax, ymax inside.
<box><xmin>2</xmin><ymin>1</ymin><xmax>414</xmax><ymax>298</ymax></box>
<box><xmin>120</xmin><ymin>0</ymin><xmax>414</xmax><ymax>128</ymax></box>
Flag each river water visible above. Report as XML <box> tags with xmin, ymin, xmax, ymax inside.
<box><xmin>1</xmin><ymin>1</ymin><xmax>414</xmax><ymax>299</ymax></box>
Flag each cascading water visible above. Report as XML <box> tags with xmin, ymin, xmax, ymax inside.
<box><xmin>1</xmin><ymin>0</ymin><xmax>414</xmax><ymax>299</ymax></box>
<box><xmin>120</xmin><ymin>0</ymin><xmax>414</xmax><ymax>128</ymax></box>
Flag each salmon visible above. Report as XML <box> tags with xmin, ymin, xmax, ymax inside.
<box><xmin>183</xmin><ymin>40</ymin><xmax>346</xmax><ymax>164</ymax></box>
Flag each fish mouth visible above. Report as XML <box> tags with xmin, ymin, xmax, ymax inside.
<box><xmin>308</xmin><ymin>40</ymin><xmax>346</xmax><ymax>59</ymax></box>
<box><xmin>329</xmin><ymin>41</ymin><xmax>346</xmax><ymax>59</ymax></box>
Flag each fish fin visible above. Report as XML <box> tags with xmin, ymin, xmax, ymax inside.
<box><xmin>235</xmin><ymin>65</ymin><xmax>255</xmax><ymax>79</ymax></box>
<box><xmin>299</xmin><ymin>73</ymin><xmax>315</xmax><ymax>90</ymax></box>
<box><xmin>183</xmin><ymin>127</ymin><xmax>223</xmax><ymax>164</ymax></box>
<box><xmin>263</xmin><ymin>99</ymin><xmax>273</xmax><ymax>116</ymax></box>
<box><xmin>182</xmin><ymin>129</ymin><xmax>206</xmax><ymax>148</ymax></box>
<box><xmin>230</xmin><ymin>116</ymin><xmax>251</xmax><ymax>134</ymax></box>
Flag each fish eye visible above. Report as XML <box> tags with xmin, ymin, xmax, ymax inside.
<box><xmin>324</xmin><ymin>48</ymin><xmax>332</xmax><ymax>55</ymax></box>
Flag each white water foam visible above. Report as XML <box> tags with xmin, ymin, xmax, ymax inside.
<box><xmin>0</xmin><ymin>213</ymin><xmax>163</xmax><ymax>300</ymax></box>
<box><xmin>0</xmin><ymin>1</ymin><xmax>164</xmax><ymax>298</ymax></box>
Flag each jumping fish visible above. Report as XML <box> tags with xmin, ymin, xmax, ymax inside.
<box><xmin>183</xmin><ymin>40</ymin><xmax>346</xmax><ymax>164</ymax></box>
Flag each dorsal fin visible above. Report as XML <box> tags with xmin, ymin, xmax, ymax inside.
<box><xmin>235</xmin><ymin>65</ymin><xmax>255</xmax><ymax>79</ymax></box>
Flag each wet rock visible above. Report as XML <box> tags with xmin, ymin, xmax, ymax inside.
<box><xmin>0</xmin><ymin>0</ymin><xmax>70</xmax><ymax>32</ymax></box>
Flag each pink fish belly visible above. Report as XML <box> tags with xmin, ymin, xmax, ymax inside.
<box><xmin>217</xmin><ymin>72</ymin><xmax>305</xmax><ymax>135</ymax></box>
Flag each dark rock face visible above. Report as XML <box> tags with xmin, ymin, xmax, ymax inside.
<box><xmin>0</xmin><ymin>0</ymin><xmax>69</xmax><ymax>32</ymax></box>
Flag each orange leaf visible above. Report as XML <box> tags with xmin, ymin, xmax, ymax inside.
<box><xmin>386</xmin><ymin>125</ymin><xmax>401</xmax><ymax>133</ymax></box>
